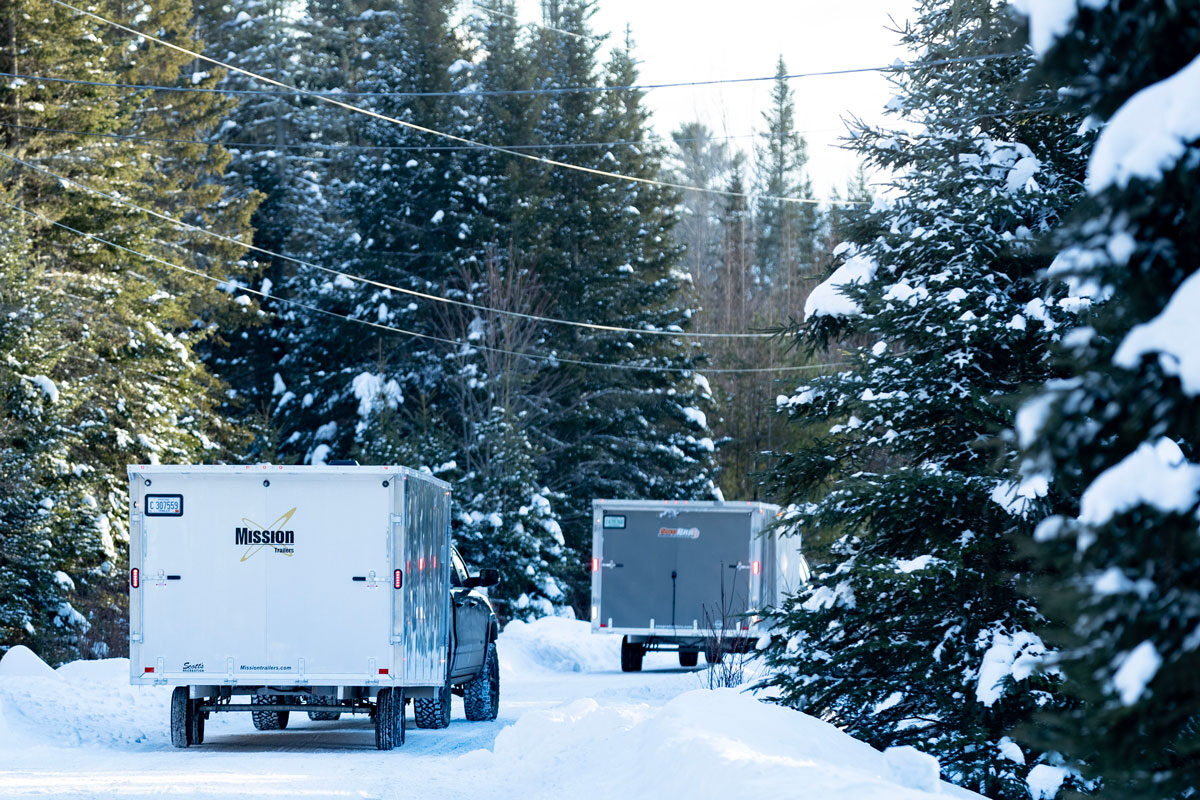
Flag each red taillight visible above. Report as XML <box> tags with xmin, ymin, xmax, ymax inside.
<box><xmin>741</xmin><ymin>624</ymin><xmax>749</xmax><ymax>630</ymax></box>
<box><xmin>591</xmin><ymin>557</ymin><xmax>599</xmax><ymax>572</ymax></box>
<box><xmin>418</xmin><ymin>556</ymin><xmax>425</xmax><ymax>571</ymax></box>
<box><xmin>130</xmin><ymin>568</ymin><xmax>140</xmax><ymax>588</ymax></box>
<box><xmin>378</xmin><ymin>668</ymin><xmax>389</xmax><ymax>675</ymax></box>
<box><xmin>144</xmin><ymin>667</ymin><xmax>154</xmax><ymax>673</ymax></box>
<box><xmin>393</xmin><ymin>569</ymin><xmax>403</xmax><ymax>589</ymax></box>
<box><xmin>751</xmin><ymin>560</ymin><xmax>760</xmax><ymax>576</ymax></box>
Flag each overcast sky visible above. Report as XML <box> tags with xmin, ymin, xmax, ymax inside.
<box><xmin>504</xmin><ymin>1</ymin><xmax>916</xmax><ymax>201</ymax></box>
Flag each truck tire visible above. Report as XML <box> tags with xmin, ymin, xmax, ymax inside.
<box><xmin>170</xmin><ymin>687</ymin><xmax>191</xmax><ymax>748</ymax></box>
<box><xmin>463</xmin><ymin>642</ymin><xmax>499</xmax><ymax>721</ymax></box>
<box><xmin>413</xmin><ymin>672</ymin><xmax>452</xmax><ymax>729</ymax></box>
<box><xmin>374</xmin><ymin>687</ymin><xmax>406</xmax><ymax>750</ymax></box>
<box><xmin>307</xmin><ymin>695</ymin><xmax>341</xmax><ymax>722</ymax></box>
<box><xmin>251</xmin><ymin>694</ymin><xmax>290</xmax><ymax>731</ymax></box>
<box><xmin>189</xmin><ymin>699</ymin><xmax>205</xmax><ymax>745</ymax></box>
<box><xmin>678</xmin><ymin>649</ymin><xmax>699</xmax><ymax>668</ymax></box>
<box><xmin>620</xmin><ymin>637</ymin><xmax>644</xmax><ymax>672</ymax></box>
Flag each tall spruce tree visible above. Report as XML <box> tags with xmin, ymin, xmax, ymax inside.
<box><xmin>0</xmin><ymin>0</ymin><xmax>253</xmax><ymax>660</ymax></box>
<box><xmin>759</xmin><ymin>2</ymin><xmax>1090</xmax><ymax>797</ymax></box>
<box><xmin>1014</xmin><ymin>3</ymin><xmax>1200</xmax><ymax>797</ymax></box>
<box><xmin>756</xmin><ymin>56</ymin><xmax>820</xmax><ymax>302</ymax></box>
<box><xmin>526</xmin><ymin>7</ymin><xmax>719</xmax><ymax>613</ymax></box>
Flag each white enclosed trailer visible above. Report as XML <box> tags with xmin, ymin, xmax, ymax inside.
<box><xmin>127</xmin><ymin>464</ymin><xmax>489</xmax><ymax>750</ymax></box>
<box><xmin>590</xmin><ymin>499</ymin><xmax>810</xmax><ymax>671</ymax></box>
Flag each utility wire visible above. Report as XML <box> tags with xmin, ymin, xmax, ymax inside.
<box><xmin>0</xmin><ymin>120</ymin><xmax>840</xmax><ymax>152</ymax></box>
<box><xmin>469</xmin><ymin>3</ymin><xmax>601</xmax><ymax>43</ymax></box>
<box><xmin>3</xmin><ymin>198</ymin><xmax>845</xmax><ymax>375</ymax></box>
<box><xmin>0</xmin><ymin>51</ymin><xmax>1020</xmax><ymax>99</ymax></box>
<box><xmin>45</xmin><ymin>0</ymin><xmax>856</xmax><ymax>208</ymax></box>
<box><xmin>1</xmin><ymin>150</ymin><xmax>779</xmax><ymax>339</ymax></box>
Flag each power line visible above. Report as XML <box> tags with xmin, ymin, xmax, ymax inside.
<box><xmin>45</xmin><ymin>0</ymin><xmax>857</xmax><ymax>208</ymax></box>
<box><xmin>0</xmin><ymin>120</ymin><xmax>841</xmax><ymax>153</ymax></box>
<box><xmin>469</xmin><ymin>3</ymin><xmax>601</xmax><ymax>43</ymax></box>
<box><xmin>3</xmin><ymin>198</ymin><xmax>845</xmax><ymax>375</ymax></box>
<box><xmin>1</xmin><ymin>150</ymin><xmax>781</xmax><ymax>339</ymax></box>
<box><xmin>0</xmin><ymin>52</ymin><xmax>1020</xmax><ymax>100</ymax></box>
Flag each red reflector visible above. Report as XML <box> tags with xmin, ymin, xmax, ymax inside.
<box><xmin>130</xmin><ymin>568</ymin><xmax>140</xmax><ymax>588</ymax></box>
<box><xmin>378</xmin><ymin>668</ymin><xmax>389</xmax><ymax>675</ymax></box>
<box><xmin>144</xmin><ymin>667</ymin><xmax>154</xmax><ymax>673</ymax></box>
<box><xmin>741</xmin><ymin>624</ymin><xmax>749</xmax><ymax>630</ymax></box>
<box><xmin>751</xmin><ymin>560</ymin><xmax>760</xmax><ymax>576</ymax></box>
<box><xmin>393</xmin><ymin>569</ymin><xmax>403</xmax><ymax>589</ymax></box>
<box><xmin>591</xmin><ymin>557</ymin><xmax>599</xmax><ymax>573</ymax></box>
<box><xmin>599</xmin><ymin>622</ymin><xmax>607</xmax><ymax>628</ymax></box>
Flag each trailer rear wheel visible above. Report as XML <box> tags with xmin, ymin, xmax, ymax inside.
<box><xmin>678</xmin><ymin>649</ymin><xmax>699</xmax><ymax>668</ymax></box>
<box><xmin>414</xmin><ymin>671</ymin><xmax>452</xmax><ymax>729</ymax></box>
<box><xmin>189</xmin><ymin>699</ymin><xmax>205</xmax><ymax>745</ymax></box>
<box><xmin>374</xmin><ymin>688</ymin><xmax>406</xmax><ymax>750</ymax></box>
<box><xmin>620</xmin><ymin>637</ymin><xmax>644</xmax><ymax>672</ymax></box>
<box><xmin>251</xmin><ymin>694</ymin><xmax>290</xmax><ymax>731</ymax></box>
<box><xmin>463</xmin><ymin>642</ymin><xmax>500</xmax><ymax>721</ymax></box>
<box><xmin>170</xmin><ymin>687</ymin><xmax>192</xmax><ymax>748</ymax></box>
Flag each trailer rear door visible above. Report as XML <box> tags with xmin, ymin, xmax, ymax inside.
<box><xmin>137</xmin><ymin>471</ymin><xmax>391</xmax><ymax>680</ymax></box>
<box><xmin>597</xmin><ymin>508</ymin><xmax>751</xmax><ymax>631</ymax></box>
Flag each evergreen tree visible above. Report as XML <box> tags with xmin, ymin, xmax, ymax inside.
<box><xmin>526</xmin><ymin>9</ymin><xmax>719</xmax><ymax>613</ymax></box>
<box><xmin>759</xmin><ymin>2</ymin><xmax>1090</xmax><ymax>797</ymax></box>
<box><xmin>0</xmin><ymin>0</ymin><xmax>253</xmax><ymax>660</ymax></box>
<box><xmin>1014</xmin><ymin>3</ymin><xmax>1200</xmax><ymax>796</ymax></box>
<box><xmin>755</xmin><ymin>56</ymin><xmax>820</xmax><ymax>302</ymax></box>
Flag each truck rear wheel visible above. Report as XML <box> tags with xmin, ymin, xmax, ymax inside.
<box><xmin>251</xmin><ymin>694</ymin><xmax>290</xmax><ymax>731</ymax></box>
<box><xmin>620</xmin><ymin>637</ymin><xmax>644</xmax><ymax>672</ymax></box>
<box><xmin>678</xmin><ymin>649</ymin><xmax>699</xmax><ymax>668</ymax></box>
<box><xmin>374</xmin><ymin>687</ymin><xmax>406</xmax><ymax>750</ymax></box>
<box><xmin>170</xmin><ymin>687</ymin><xmax>192</xmax><ymax>748</ymax></box>
<box><xmin>307</xmin><ymin>695</ymin><xmax>341</xmax><ymax>722</ymax></box>
<box><xmin>463</xmin><ymin>642</ymin><xmax>499</xmax><ymax>721</ymax></box>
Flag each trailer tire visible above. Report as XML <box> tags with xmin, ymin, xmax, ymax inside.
<box><xmin>307</xmin><ymin>695</ymin><xmax>341</xmax><ymax>722</ymax></box>
<box><xmin>374</xmin><ymin>688</ymin><xmax>406</xmax><ymax>750</ymax></box>
<box><xmin>170</xmin><ymin>687</ymin><xmax>191</xmax><ymax>748</ymax></box>
<box><xmin>414</xmin><ymin>672</ymin><xmax>452</xmax><ymax>729</ymax></box>
<box><xmin>678</xmin><ymin>649</ymin><xmax>699</xmax><ymax>668</ymax></box>
<box><xmin>620</xmin><ymin>637</ymin><xmax>644</xmax><ymax>672</ymax></box>
<box><xmin>463</xmin><ymin>642</ymin><xmax>499</xmax><ymax>721</ymax></box>
<box><xmin>251</xmin><ymin>694</ymin><xmax>290</xmax><ymax>731</ymax></box>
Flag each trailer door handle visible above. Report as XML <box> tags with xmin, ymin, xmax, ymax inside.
<box><xmin>601</xmin><ymin>561</ymin><xmax>621</xmax><ymax>569</ymax></box>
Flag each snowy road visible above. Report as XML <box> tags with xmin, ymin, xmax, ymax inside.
<box><xmin>1</xmin><ymin>619</ymin><xmax>980</xmax><ymax>800</ymax></box>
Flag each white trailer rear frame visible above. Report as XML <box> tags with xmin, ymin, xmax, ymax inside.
<box><xmin>128</xmin><ymin>464</ymin><xmax>455</xmax><ymax>748</ymax></box>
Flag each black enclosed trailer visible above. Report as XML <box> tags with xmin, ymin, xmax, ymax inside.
<box><xmin>589</xmin><ymin>500</ymin><xmax>810</xmax><ymax>671</ymax></box>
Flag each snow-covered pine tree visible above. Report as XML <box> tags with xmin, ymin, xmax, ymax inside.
<box><xmin>524</xmin><ymin>8</ymin><xmax>719</xmax><ymax>611</ymax></box>
<box><xmin>0</xmin><ymin>0</ymin><xmax>253</xmax><ymax>659</ymax></box>
<box><xmin>0</xmin><ymin>197</ymin><xmax>63</xmax><ymax>656</ymax></box>
<box><xmin>759</xmin><ymin>2</ymin><xmax>1091</xmax><ymax>797</ymax></box>
<box><xmin>1013</xmin><ymin>3</ymin><xmax>1200</xmax><ymax>797</ymax></box>
<box><xmin>755</xmin><ymin>56</ymin><xmax>820</xmax><ymax>303</ymax></box>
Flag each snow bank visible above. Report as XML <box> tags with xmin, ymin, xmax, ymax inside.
<box><xmin>0</xmin><ymin>655</ymin><xmax>175</xmax><ymax>748</ymax></box>
<box><xmin>1087</xmin><ymin>53</ymin><xmax>1200</xmax><ymax>192</ymax></box>
<box><xmin>460</xmin><ymin>689</ymin><xmax>980</xmax><ymax>800</ymax></box>
<box><xmin>498</xmin><ymin>617</ymin><xmax>621</xmax><ymax>676</ymax></box>
<box><xmin>1114</xmin><ymin>270</ymin><xmax>1200</xmax><ymax>395</ymax></box>
<box><xmin>0</xmin><ymin>646</ymin><xmax>60</xmax><ymax>679</ymax></box>
<box><xmin>805</xmin><ymin>254</ymin><xmax>878</xmax><ymax>320</ymax></box>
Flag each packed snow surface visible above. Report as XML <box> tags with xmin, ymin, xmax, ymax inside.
<box><xmin>1087</xmin><ymin>53</ymin><xmax>1200</xmax><ymax>192</ymax></box>
<box><xmin>1114</xmin><ymin>270</ymin><xmax>1200</xmax><ymax>395</ymax></box>
<box><xmin>0</xmin><ymin>617</ymin><xmax>983</xmax><ymax>800</ymax></box>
